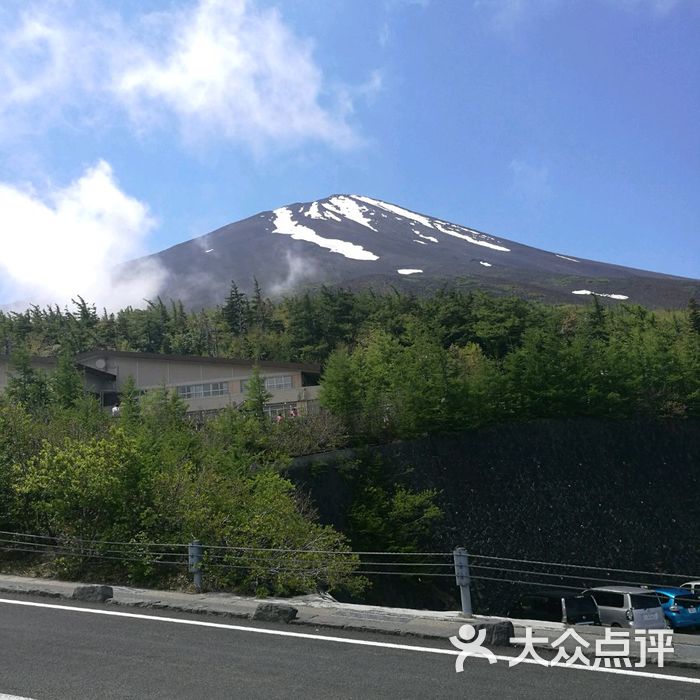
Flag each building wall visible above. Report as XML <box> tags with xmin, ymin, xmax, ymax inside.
<box><xmin>80</xmin><ymin>354</ymin><xmax>301</xmax><ymax>390</ymax></box>
<box><xmin>1</xmin><ymin>353</ymin><xmax>321</xmax><ymax>416</ymax></box>
<box><xmin>77</xmin><ymin>353</ymin><xmax>318</xmax><ymax>414</ymax></box>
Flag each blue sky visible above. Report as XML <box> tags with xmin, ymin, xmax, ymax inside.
<box><xmin>0</xmin><ymin>0</ymin><xmax>698</xmax><ymax>308</ymax></box>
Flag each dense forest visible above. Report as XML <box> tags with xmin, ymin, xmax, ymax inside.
<box><xmin>1</xmin><ymin>284</ymin><xmax>698</xmax><ymax>598</ymax></box>
<box><xmin>2</xmin><ymin>284</ymin><xmax>699</xmax><ymax>438</ymax></box>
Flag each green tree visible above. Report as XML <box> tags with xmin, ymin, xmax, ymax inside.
<box><xmin>351</xmin><ymin>328</ymin><xmax>401</xmax><ymax>438</ymax></box>
<box><xmin>319</xmin><ymin>345</ymin><xmax>359</xmax><ymax>431</ymax></box>
<box><xmin>390</xmin><ymin>323</ymin><xmax>450</xmax><ymax>436</ymax></box>
<box><xmin>14</xmin><ymin>430</ymin><xmax>143</xmax><ymax>541</ymax></box>
<box><xmin>0</xmin><ymin>403</ymin><xmax>41</xmax><ymax>530</ymax></box>
<box><xmin>5</xmin><ymin>347</ymin><xmax>49</xmax><ymax>413</ymax></box>
<box><xmin>50</xmin><ymin>351</ymin><xmax>84</xmax><ymax>408</ymax></box>
<box><xmin>118</xmin><ymin>375</ymin><xmax>142</xmax><ymax>429</ymax></box>
<box><xmin>222</xmin><ymin>281</ymin><xmax>250</xmax><ymax>336</ymax></box>
<box><xmin>190</xmin><ymin>469</ymin><xmax>362</xmax><ymax>596</ymax></box>
<box><xmin>242</xmin><ymin>366</ymin><xmax>272</xmax><ymax>424</ymax></box>
<box><xmin>251</xmin><ymin>278</ymin><xmax>272</xmax><ymax>331</ymax></box>
<box><xmin>343</xmin><ymin>456</ymin><xmax>443</xmax><ymax>553</ymax></box>
<box><xmin>447</xmin><ymin>342</ymin><xmax>503</xmax><ymax>427</ymax></box>
<box><xmin>688</xmin><ymin>298</ymin><xmax>700</xmax><ymax>335</ymax></box>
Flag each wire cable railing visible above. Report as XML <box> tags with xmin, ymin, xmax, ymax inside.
<box><xmin>1</xmin><ymin>530</ymin><xmax>698</xmax><ymax>591</ymax></box>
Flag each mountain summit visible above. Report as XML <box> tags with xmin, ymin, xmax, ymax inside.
<box><xmin>124</xmin><ymin>195</ymin><xmax>698</xmax><ymax>309</ymax></box>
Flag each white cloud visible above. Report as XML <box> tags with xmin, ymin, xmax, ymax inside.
<box><xmin>1</xmin><ymin>11</ymin><xmax>69</xmax><ymax>107</ymax></box>
<box><xmin>115</xmin><ymin>0</ymin><xmax>356</xmax><ymax>148</ymax></box>
<box><xmin>0</xmin><ymin>0</ymin><xmax>364</xmax><ymax>150</ymax></box>
<box><xmin>0</xmin><ymin>3</ymin><xmax>116</xmax><ymax>139</ymax></box>
<box><xmin>0</xmin><ymin>161</ymin><xmax>165</xmax><ymax>310</ymax></box>
<box><xmin>269</xmin><ymin>250</ymin><xmax>320</xmax><ymax>297</ymax></box>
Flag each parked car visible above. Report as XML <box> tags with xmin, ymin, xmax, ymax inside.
<box><xmin>507</xmin><ymin>590</ymin><xmax>600</xmax><ymax>625</ymax></box>
<box><xmin>583</xmin><ymin>586</ymin><xmax>665</xmax><ymax>629</ymax></box>
<box><xmin>681</xmin><ymin>581</ymin><xmax>700</xmax><ymax>595</ymax></box>
<box><xmin>652</xmin><ymin>586</ymin><xmax>700</xmax><ymax>631</ymax></box>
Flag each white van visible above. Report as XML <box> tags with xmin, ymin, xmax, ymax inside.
<box><xmin>583</xmin><ymin>586</ymin><xmax>665</xmax><ymax>629</ymax></box>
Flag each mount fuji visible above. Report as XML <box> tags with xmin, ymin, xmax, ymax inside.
<box><xmin>122</xmin><ymin>194</ymin><xmax>698</xmax><ymax>309</ymax></box>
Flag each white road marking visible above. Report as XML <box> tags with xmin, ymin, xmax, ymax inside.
<box><xmin>1</xmin><ymin>598</ymin><xmax>699</xmax><ymax>685</ymax></box>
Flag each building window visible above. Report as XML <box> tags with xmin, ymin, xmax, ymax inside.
<box><xmin>265</xmin><ymin>375</ymin><xmax>293</xmax><ymax>391</ymax></box>
<box><xmin>240</xmin><ymin>375</ymin><xmax>293</xmax><ymax>393</ymax></box>
<box><xmin>176</xmin><ymin>381</ymin><xmax>229</xmax><ymax>399</ymax></box>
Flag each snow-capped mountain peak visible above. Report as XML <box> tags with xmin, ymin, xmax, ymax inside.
<box><xmin>121</xmin><ymin>194</ymin><xmax>698</xmax><ymax>309</ymax></box>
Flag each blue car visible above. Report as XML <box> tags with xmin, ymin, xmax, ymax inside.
<box><xmin>652</xmin><ymin>586</ymin><xmax>700</xmax><ymax>631</ymax></box>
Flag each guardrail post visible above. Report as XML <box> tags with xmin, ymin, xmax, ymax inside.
<box><xmin>453</xmin><ymin>547</ymin><xmax>472</xmax><ymax>616</ymax></box>
<box><xmin>188</xmin><ymin>540</ymin><xmax>203</xmax><ymax>592</ymax></box>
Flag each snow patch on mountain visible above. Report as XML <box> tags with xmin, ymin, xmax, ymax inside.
<box><xmin>413</xmin><ymin>230</ymin><xmax>438</xmax><ymax>243</ymax></box>
<box><xmin>353</xmin><ymin>195</ymin><xmax>435</xmax><ymax>229</ymax></box>
<box><xmin>351</xmin><ymin>195</ymin><xmax>511</xmax><ymax>252</ymax></box>
<box><xmin>323</xmin><ymin>196</ymin><xmax>376</xmax><ymax>231</ymax></box>
<box><xmin>397</xmin><ymin>269</ymin><xmax>423</xmax><ymax>275</ymax></box>
<box><xmin>304</xmin><ymin>202</ymin><xmax>324</xmax><ymax>220</ymax></box>
<box><xmin>433</xmin><ymin>222</ymin><xmax>510</xmax><ymax>252</ymax></box>
<box><xmin>557</xmin><ymin>254</ymin><xmax>580</xmax><ymax>263</ymax></box>
<box><xmin>459</xmin><ymin>226</ymin><xmax>501</xmax><ymax>244</ymax></box>
<box><xmin>480</xmin><ymin>261</ymin><xmax>492</xmax><ymax>267</ymax></box>
<box><xmin>572</xmin><ymin>289</ymin><xmax>629</xmax><ymax>300</ymax></box>
<box><xmin>272</xmin><ymin>207</ymin><xmax>379</xmax><ymax>261</ymax></box>
<box><xmin>304</xmin><ymin>201</ymin><xmax>343</xmax><ymax>222</ymax></box>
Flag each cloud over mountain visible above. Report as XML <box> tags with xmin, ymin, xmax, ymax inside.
<box><xmin>0</xmin><ymin>161</ymin><xmax>163</xmax><ymax>310</ymax></box>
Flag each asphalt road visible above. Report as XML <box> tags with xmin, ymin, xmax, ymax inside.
<box><xmin>1</xmin><ymin>593</ymin><xmax>700</xmax><ymax>699</ymax></box>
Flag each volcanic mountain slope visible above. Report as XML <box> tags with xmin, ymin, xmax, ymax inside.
<box><xmin>123</xmin><ymin>195</ymin><xmax>699</xmax><ymax>309</ymax></box>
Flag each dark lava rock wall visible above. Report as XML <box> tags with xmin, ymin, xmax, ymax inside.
<box><xmin>289</xmin><ymin>418</ymin><xmax>700</xmax><ymax>612</ymax></box>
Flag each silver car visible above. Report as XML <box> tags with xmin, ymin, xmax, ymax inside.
<box><xmin>583</xmin><ymin>586</ymin><xmax>666</xmax><ymax>629</ymax></box>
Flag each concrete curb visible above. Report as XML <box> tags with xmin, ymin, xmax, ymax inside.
<box><xmin>2</xmin><ymin>574</ymin><xmax>699</xmax><ymax>670</ymax></box>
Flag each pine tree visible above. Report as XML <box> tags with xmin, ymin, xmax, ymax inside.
<box><xmin>319</xmin><ymin>345</ymin><xmax>358</xmax><ymax>430</ymax></box>
<box><xmin>222</xmin><ymin>281</ymin><xmax>249</xmax><ymax>336</ymax></box>
<box><xmin>242</xmin><ymin>366</ymin><xmax>272</xmax><ymax>424</ymax></box>
<box><xmin>688</xmin><ymin>298</ymin><xmax>700</xmax><ymax>335</ymax></box>
<box><xmin>118</xmin><ymin>375</ymin><xmax>141</xmax><ymax>428</ymax></box>
<box><xmin>251</xmin><ymin>278</ymin><xmax>271</xmax><ymax>330</ymax></box>
<box><xmin>50</xmin><ymin>351</ymin><xmax>84</xmax><ymax>408</ymax></box>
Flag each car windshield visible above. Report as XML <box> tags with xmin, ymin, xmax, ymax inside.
<box><xmin>631</xmin><ymin>593</ymin><xmax>661</xmax><ymax>609</ymax></box>
<box><xmin>566</xmin><ymin>596</ymin><xmax>597</xmax><ymax>615</ymax></box>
